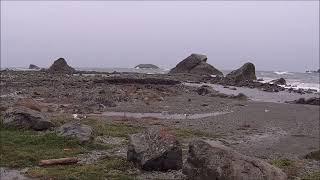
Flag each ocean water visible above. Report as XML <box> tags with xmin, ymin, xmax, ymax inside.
<box><xmin>3</xmin><ymin>67</ymin><xmax>320</xmax><ymax>92</ymax></box>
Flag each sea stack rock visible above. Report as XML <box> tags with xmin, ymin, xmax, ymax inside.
<box><xmin>48</xmin><ymin>58</ymin><xmax>75</xmax><ymax>74</ymax></box>
<box><xmin>226</xmin><ymin>62</ymin><xmax>257</xmax><ymax>82</ymax></box>
<box><xmin>169</xmin><ymin>54</ymin><xmax>223</xmax><ymax>76</ymax></box>
<box><xmin>29</xmin><ymin>64</ymin><xmax>40</xmax><ymax>70</ymax></box>
<box><xmin>135</xmin><ymin>64</ymin><xmax>159</xmax><ymax>69</ymax></box>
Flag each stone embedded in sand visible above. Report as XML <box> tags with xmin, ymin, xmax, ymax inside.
<box><xmin>57</xmin><ymin>122</ymin><xmax>93</xmax><ymax>143</ymax></box>
<box><xmin>196</xmin><ymin>85</ymin><xmax>216</xmax><ymax>96</ymax></box>
<box><xmin>226</xmin><ymin>62</ymin><xmax>257</xmax><ymax>82</ymax></box>
<box><xmin>48</xmin><ymin>58</ymin><xmax>75</xmax><ymax>74</ymax></box>
<box><xmin>183</xmin><ymin>140</ymin><xmax>287</xmax><ymax>180</ymax></box>
<box><xmin>127</xmin><ymin>127</ymin><xmax>183</xmax><ymax>171</ymax></box>
<box><xmin>169</xmin><ymin>54</ymin><xmax>223</xmax><ymax>76</ymax></box>
<box><xmin>135</xmin><ymin>64</ymin><xmax>159</xmax><ymax>69</ymax></box>
<box><xmin>3</xmin><ymin>106</ymin><xmax>54</xmax><ymax>131</ymax></box>
<box><xmin>270</xmin><ymin>78</ymin><xmax>286</xmax><ymax>85</ymax></box>
<box><xmin>29</xmin><ymin>64</ymin><xmax>40</xmax><ymax>70</ymax></box>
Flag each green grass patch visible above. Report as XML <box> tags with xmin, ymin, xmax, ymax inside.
<box><xmin>51</xmin><ymin>117</ymin><xmax>143</xmax><ymax>139</ymax></box>
<box><xmin>173</xmin><ymin>128</ymin><xmax>222</xmax><ymax>139</ymax></box>
<box><xmin>27</xmin><ymin>157</ymin><xmax>136</xmax><ymax>180</ymax></box>
<box><xmin>271</xmin><ymin>158</ymin><xmax>302</xmax><ymax>179</ymax></box>
<box><xmin>0</xmin><ymin>126</ymin><xmax>108</xmax><ymax>168</ymax></box>
<box><xmin>81</xmin><ymin>119</ymin><xmax>143</xmax><ymax>138</ymax></box>
<box><xmin>271</xmin><ymin>158</ymin><xmax>294</xmax><ymax>169</ymax></box>
<box><xmin>302</xmin><ymin>171</ymin><xmax>320</xmax><ymax>180</ymax></box>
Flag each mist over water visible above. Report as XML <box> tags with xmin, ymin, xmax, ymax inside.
<box><xmin>1</xmin><ymin>1</ymin><xmax>319</xmax><ymax>72</ymax></box>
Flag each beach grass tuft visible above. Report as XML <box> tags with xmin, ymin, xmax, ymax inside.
<box><xmin>0</xmin><ymin>124</ymin><xmax>109</xmax><ymax>168</ymax></box>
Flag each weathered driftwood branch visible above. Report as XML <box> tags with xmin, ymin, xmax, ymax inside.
<box><xmin>39</xmin><ymin>157</ymin><xmax>78</xmax><ymax>166</ymax></box>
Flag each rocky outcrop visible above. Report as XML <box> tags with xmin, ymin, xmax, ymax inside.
<box><xmin>3</xmin><ymin>106</ymin><xmax>54</xmax><ymax>131</ymax></box>
<box><xmin>57</xmin><ymin>122</ymin><xmax>93</xmax><ymax>143</ymax></box>
<box><xmin>288</xmin><ymin>97</ymin><xmax>320</xmax><ymax>106</ymax></box>
<box><xmin>183</xmin><ymin>140</ymin><xmax>287</xmax><ymax>180</ymax></box>
<box><xmin>169</xmin><ymin>54</ymin><xmax>223</xmax><ymax>76</ymax></box>
<box><xmin>29</xmin><ymin>64</ymin><xmax>40</xmax><ymax>70</ymax></box>
<box><xmin>226</xmin><ymin>62</ymin><xmax>257</xmax><ymax>82</ymax></box>
<box><xmin>94</xmin><ymin>78</ymin><xmax>180</xmax><ymax>85</ymax></box>
<box><xmin>48</xmin><ymin>58</ymin><xmax>75</xmax><ymax>74</ymax></box>
<box><xmin>270</xmin><ymin>78</ymin><xmax>286</xmax><ymax>85</ymax></box>
<box><xmin>127</xmin><ymin>127</ymin><xmax>182</xmax><ymax>171</ymax></box>
<box><xmin>135</xmin><ymin>64</ymin><xmax>159</xmax><ymax>69</ymax></box>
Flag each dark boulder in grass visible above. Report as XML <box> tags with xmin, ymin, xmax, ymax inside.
<box><xmin>135</xmin><ymin>64</ymin><xmax>159</xmax><ymax>69</ymax></box>
<box><xmin>127</xmin><ymin>127</ymin><xmax>183</xmax><ymax>171</ymax></box>
<box><xmin>29</xmin><ymin>64</ymin><xmax>40</xmax><ymax>70</ymax></box>
<box><xmin>270</xmin><ymin>78</ymin><xmax>286</xmax><ymax>85</ymax></box>
<box><xmin>57</xmin><ymin>122</ymin><xmax>93</xmax><ymax>143</ymax></box>
<box><xmin>226</xmin><ymin>62</ymin><xmax>257</xmax><ymax>82</ymax></box>
<box><xmin>183</xmin><ymin>140</ymin><xmax>287</xmax><ymax>180</ymax></box>
<box><xmin>3</xmin><ymin>106</ymin><xmax>54</xmax><ymax>131</ymax></box>
<box><xmin>169</xmin><ymin>54</ymin><xmax>223</xmax><ymax>76</ymax></box>
<box><xmin>15</xmin><ymin>98</ymin><xmax>43</xmax><ymax>112</ymax></box>
<box><xmin>48</xmin><ymin>58</ymin><xmax>75</xmax><ymax>74</ymax></box>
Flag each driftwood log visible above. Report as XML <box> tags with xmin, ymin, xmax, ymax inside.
<box><xmin>39</xmin><ymin>157</ymin><xmax>78</xmax><ymax>166</ymax></box>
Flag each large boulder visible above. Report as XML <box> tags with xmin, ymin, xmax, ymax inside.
<box><xmin>127</xmin><ymin>127</ymin><xmax>182</xmax><ymax>171</ymax></box>
<box><xmin>57</xmin><ymin>122</ymin><xmax>93</xmax><ymax>143</ymax></box>
<box><xmin>15</xmin><ymin>98</ymin><xmax>42</xmax><ymax>112</ymax></box>
<box><xmin>169</xmin><ymin>54</ymin><xmax>223</xmax><ymax>76</ymax></box>
<box><xmin>29</xmin><ymin>64</ymin><xmax>40</xmax><ymax>70</ymax></box>
<box><xmin>3</xmin><ymin>106</ymin><xmax>54</xmax><ymax>131</ymax></box>
<box><xmin>135</xmin><ymin>64</ymin><xmax>159</xmax><ymax>69</ymax></box>
<box><xmin>183</xmin><ymin>140</ymin><xmax>287</xmax><ymax>180</ymax></box>
<box><xmin>48</xmin><ymin>58</ymin><xmax>75</xmax><ymax>74</ymax></box>
<box><xmin>270</xmin><ymin>78</ymin><xmax>286</xmax><ymax>85</ymax></box>
<box><xmin>226</xmin><ymin>62</ymin><xmax>257</xmax><ymax>82</ymax></box>
<box><xmin>196</xmin><ymin>85</ymin><xmax>215</xmax><ymax>96</ymax></box>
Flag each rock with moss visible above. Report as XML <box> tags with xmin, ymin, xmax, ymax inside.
<box><xmin>57</xmin><ymin>122</ymin><xmax>93</xmax><ymax>143</ymax></box>
<box><xmin>127</xmin><ymin>127</ymin><xmax>183</xmax><ymax>171</ymax></box>
<box><xmin>3</xmin><ymin>106</ymin><xmax>54</xmax><ymax>131</ymax></box>
<box><xmin>183</xmin><ymin>140</ymin><xmax>287</xmax><ymax>180</ymax></box>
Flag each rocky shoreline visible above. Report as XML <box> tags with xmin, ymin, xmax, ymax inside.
<box><xmin>0</xmin><ymin>57</ymin><xmax>319</xmax><ymax>179</ymax></box>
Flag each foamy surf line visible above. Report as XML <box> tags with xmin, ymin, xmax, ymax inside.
<box><xmin>260</xmin><ymin>79</ymin><xmax>320</xmax><ymax>92</ymax></box>
<box><xmin>98</xmin><ymin>111</ymin><xmax>231</xmax><ymax>120</ymax></box>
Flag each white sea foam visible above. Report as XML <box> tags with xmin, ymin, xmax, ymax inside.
<box><xmin>274</xmin><ymin>71</ymin><xmax>293</xmax><ymax>75</ymax></box>
<box><xmin>287</xmin><ymin>82</ymin><xmax>320</xmax><ymax>92</ymax></box>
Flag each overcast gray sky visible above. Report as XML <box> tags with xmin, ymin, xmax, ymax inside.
<box><xmin>1</xmin><ymin>1</ymin><xmax>319</xmax><ymax>72</ymax></box>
